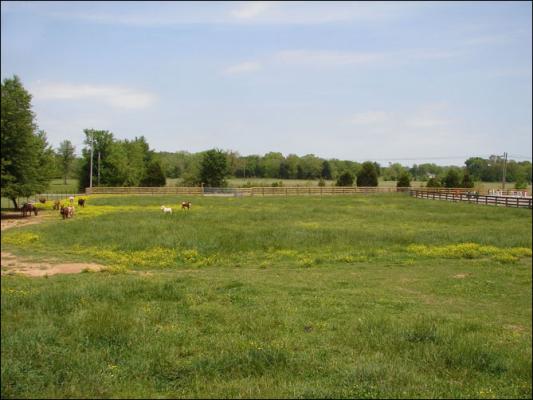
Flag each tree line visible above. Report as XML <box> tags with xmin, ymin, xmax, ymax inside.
<box><xmin>2</xmin><ymin>75</ymin><xmax>531</xmax><ymax>208</ymax></box>
<box><xmin>157</xmin><ymin>151</ymin><xmax>531</xmax><ymax>188</ymax></box>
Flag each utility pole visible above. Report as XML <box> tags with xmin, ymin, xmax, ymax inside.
<box><xmin>89</xmin><ymin>134</ymin><xmax>94</xmax><ymax>188</ymax></box>
<box><xmin>501</xmin><ymin>152</ymin><xmax>508</xmax><ymax>190</ymax></box>
<box><xmin>97</xmin><ymin>151</ymin><xmax>101</xmax><ymax>186</ymax></box>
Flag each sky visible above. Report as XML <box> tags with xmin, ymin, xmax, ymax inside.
<box><xmin>1</xmin><ymin>1</ymin><xmax>532</xmax><ymax>165</ymax></box>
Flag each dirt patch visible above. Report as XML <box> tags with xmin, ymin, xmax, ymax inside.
<box><xmin>1</xmin><ymin>252</ymin><xmax>103</xmax><ymax>277</ymax></box>
<box><xmin>2</xmin><ymin>211</ymin><xmax>104</xmax><ymax>277</ymax></box>
<box><xmin>0</xmin><ymin>212</ymin><xmax>52</xmax><ymax>231</ymax></box>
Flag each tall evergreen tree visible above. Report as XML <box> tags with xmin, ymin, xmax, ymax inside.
<box><xmin>356</xmin><ymin>161</ymin><xmax>379</xmax><ymax>187</ymax></box>
<box><xmin>321</xmin><ymin>160</ymin><xmax>332</xmax><ymax>180</ymax></box>
<box><xmin>442</xmin><ymin>169</ymin><xmax>461</xmax><ymax>188</ymax></box>
<box><xmin>397</xmin><ymin>172</ymin><xmax>411</xmax><ymax>187</ymax></box>
<box><xmin>336</xmin><ymin>171</ymin><xmax>355</xmax><ymax>186</ymax></box>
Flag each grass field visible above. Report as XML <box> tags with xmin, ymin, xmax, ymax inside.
<box><xmin>1</xmin><ymin>194</ymin><xmax>532</xmax><ymax>398</ymax></box>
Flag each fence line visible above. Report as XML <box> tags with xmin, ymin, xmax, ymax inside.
<box><xmin>410</xmin><ymin>189</ymin><xmax>532</xmax><ymax>209</ymax></box>
<box><xmin>86</xmin><ymin>187</ymin><xmax>203</xmax><ymax>195</ymax></box>
<box><xmin>1</xmin><ymin>192</ymin><xmax>84</xmax><ymax>209</ymax></box>
<box><xmin>3</xmin><ymin>186</ymin><xmax>531</xmax><ymax>209</ymax></box>
<box><xmin>85</xmin><ymin>186</ymin><xmax>412</xmax><ymax>196</ymax></box>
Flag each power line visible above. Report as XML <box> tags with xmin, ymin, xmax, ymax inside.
<box><xmin>353</xmin><ymin>155</ymin><xmax>498</xmax><ymax>162</ymax></box>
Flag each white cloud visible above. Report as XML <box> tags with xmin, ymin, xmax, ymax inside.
<box><xmin>224</xmin><ymin>61</ymin><xmax>262</xmax><ymax>75</ymax></box>
<box><xmin>348</xmin><ymin>104</ymin><xmax>451</xmax><ymax>130</ymax></box>
<box><xmin>273</xmin><ymin>50</ymin><xmax>385</xmax><ymax>67</ymax></box>
<box><xmin>31</xmin><ymin>83</ymin><xmax>156</xmax><ymax>109</ymax></box>
<box><xmin>349</xmin><ymin>111</ymin><xmax>391</xmax><ymax>125</ymax></box>
<box><xmin>231</xmin><ymin>2</ymin><xmax>273</xmax><ymax>19</ymax></box>
<box><xmin>7</xmin><ymin>1</ymin><xmax>421</xmax><ymax>26</ymax></box>
<box><xmin>224</xmin><ymin>47</ymin><xmax>459</xmax><ymax>74</ymax></box>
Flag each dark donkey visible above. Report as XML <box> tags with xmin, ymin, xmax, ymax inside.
<box><xmin>21</xmin><ymin>203</ymin><xmax>38</xmax><ymax>217</ymax></box>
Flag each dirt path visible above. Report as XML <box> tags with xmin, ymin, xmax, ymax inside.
<box><xmin>0</xmin><ymin>212</ymin><xmax>50</xmax><ymax>231</ymax></box>
<box><xmin>1</xmin><ymin>211</ymin><xmax>104</xmax><ymax>277</ymax></box>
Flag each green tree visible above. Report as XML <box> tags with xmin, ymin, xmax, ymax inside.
<box><xmin>279</xmin><ymin>161</ymin><xmax>290</xmax><ymax>179</ymax></box>
<box><xmin>78</xmin><ymin>129</ymin><xmax>115</xmax><ymax>190</ymax></box>
<box><xmin>261</xmin><ymin>152</ymin><xmax>284</xmax><ymax>178</ymax></box>
<box><xmin>1</xmin><ymin>76</ymin><xmax>54</xmax><ymax>208</ymax></box>
<box><xmin>383</xmin><ymin>163</ymin><xmax>406</xmax><ymax>181</ymax></box>
<box><xmin>356</xmin><ymin>161</ymin><xmax>378</xmax><ymax>187</ymax></box>
<box><xmin>57</xmin><ymin>140</ymin><xmax>76</xmax><ymax>184</ymax></box>
<box><xmin>336</xmin><ymin>171</ymin><xmax>355</xmax><ymax>186</ymax></box>
<box><xmin>141</xmin><ymin>160</ymin><xmax>166</xmax><ymax>186</ymax></box>
<box><xmin>397</xmin><ymin>172</ymin><xmax>411</xmax><ymax>187</ymax></box>
<box><xmin>299</xmin><ymin>154</ymin><xmax>322</xmax><ymax>179</ymax></box>
<box><xmin>199</xmin><ymin>149</ymin><xmax>229</xmax><ymax>187</ymax></box>
<box><xmin>465</xmin><ymin>157</ymin><xmax>488</xmax><ymax>181</ymax></box>
<box><xmin>442</xmin><ymin>169</ymin><xmax>461</xmax><ymax>188</ymax></box>
<box><xmin>426</xmin><ymin>177</ymin><xmax>441</xmax><ymax>188</ymax></box>
<box><xmin>321</xmin><ymin>160</ymin><xmax>332</xmax><ymax>180</ymax></box>
<box><xmin>461</xmin><ymin>171</ymin><xmax>475</xmax><ymax>188</ymax></box>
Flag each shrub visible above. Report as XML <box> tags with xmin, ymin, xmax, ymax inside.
<box><xmin>397</xmin><ymin>172</ymin><xmax>411</xmax><ymax>188</ymax></box>
<box><xmin>442</xmin><ymin>169</ymin><xmax>461</xmax><ymax>188</ymax></box>
<box><xmin>426</xmin><ymin>177</ymin><xmax>441</xmax><ymax>188</ymax></box>
<box><xmin>356</xmin><ymin>162</ymin><xmax>378</xmax><ymax>187</ymax></box>
<box><xmin>515</xmin><ymin>181</ymin><xmax>528</xmax><ymax>190</ymax></box>
<box><xmin>336</xmin><ymin>171</ymin><xmax>355</xmax><ymax>187</ymax></box>
<box><xmin>318</xmin><ymin>178</ymin><xmax>326</xmax><ymax>187</ymax></box>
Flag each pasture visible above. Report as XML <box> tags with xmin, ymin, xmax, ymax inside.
<box><xmin>1</xmin><ymin>194</ymin><xmax>532</xmax><ymax>399</ymax></box>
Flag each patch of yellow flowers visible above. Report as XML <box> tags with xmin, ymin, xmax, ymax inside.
<box><xmin>407</xmin><ymin>243</ymin><xmax>532</xmax><ymax>264</ymax></box>
<box><xmin>2</xmin><ymin>232</ymin><xmax>40</xmax><ymax>245</ymax></box>
<box><xmin>69</xmin><ymin>244</ymin><xmax>218</xmax><ymax>270</ymax></box>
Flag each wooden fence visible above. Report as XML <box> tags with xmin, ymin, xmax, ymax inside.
<box><xmin>410</xmin><ymin>189</ymin><xmax>532</xmax><ymax>209</ymax></box>
<box><xmin>86</xmin><ymin>186</ymin><xmax>203</xmax><ymax>195</ymax></box>
<box><xmin>85</xmin><ymin>186</ymin><xmax>412</xmax><ymax>196</ymax></box>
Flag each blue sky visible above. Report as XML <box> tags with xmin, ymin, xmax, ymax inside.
<box><xmin>1</xmin><ymin>1</ymin><xmax>531</xmax><ymax>165</ymax></box>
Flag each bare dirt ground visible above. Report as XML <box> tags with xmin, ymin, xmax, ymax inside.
<box><xmin>1</xmin><ymin>211</ymin><xmax>104</xmax><ymax>277</ymax></box>
<box><xmin>0</xmin><ymin>212</ymin><xmax>49</xmax><ymax>231</ymax></box>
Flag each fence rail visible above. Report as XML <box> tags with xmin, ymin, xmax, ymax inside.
<box><xmin>410</xmin><ymin>189</ymin><xmax>532</xmax><ymax>209</ymax></box>
<box><xmin>85</xmin><ymin>186</ymin><xmax>412</xmax><ymax>196</ymax></box>
<box><xmin>86</xmin><ymin>187</ymin><xmax>203</xmax><ymax>195</ymax></box>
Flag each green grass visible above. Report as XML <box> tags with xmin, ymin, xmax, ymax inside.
<box><xmin>1</xmin><ymin>194</ymin><xmax>531</xmax><ymax>398</ymax></box>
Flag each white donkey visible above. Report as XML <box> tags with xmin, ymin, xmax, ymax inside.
<box><xmin>160</xmin><ymin>205</ymin><xmax>172</xmax><ymax>214</ymax></box>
